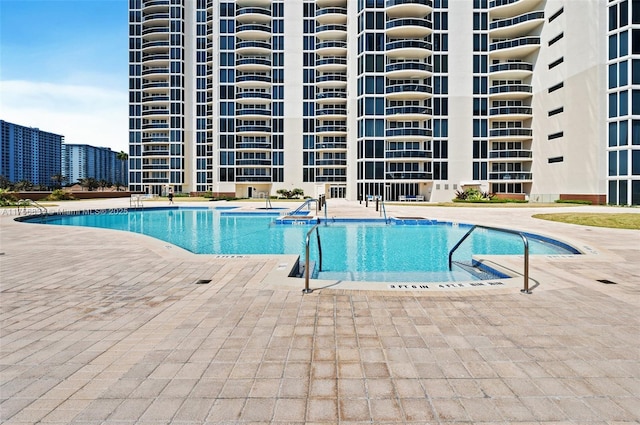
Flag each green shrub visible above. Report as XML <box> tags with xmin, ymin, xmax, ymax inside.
<box><xmin>0</xmin><ymin>189</ymin><xmax>19</xmax><ymax>206</ymax></box>
<box><xmin>44</xmin><ymin>189</ymin><xmax>75</xmax><ymax>201</ymax></box>
<box><xmin>555</xmin><ymin>199</ymin><xmax>592</xmax><ymax>205</ymax></box>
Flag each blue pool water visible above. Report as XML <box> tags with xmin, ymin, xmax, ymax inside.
<box><xmin>26</xmin><ymin>207</ymin><xmax>579</xmax><ymax>282</ymax></box>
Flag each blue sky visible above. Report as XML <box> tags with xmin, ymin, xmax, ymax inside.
<box><xmin>0</xmin><ymin>0</ymin><xmax>129</xmax><ymax>152</ymax></box>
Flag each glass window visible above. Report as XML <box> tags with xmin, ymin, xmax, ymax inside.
<box><xmin>620</xmin><ymin>151</ymin><xmax>628</xmax><ymax>175</ymax></box>
<box><xmin>633</xmin><ymin>59</ymin><xmax>640</xmax><ymax>83</ymax></box>
<box><xmin>621</xmin><ymin>0</ymin><xmax>629</xmax><ymax>26</ymax></box>
<box><xmin>609</xmin><ymin>34</ymin><xmax>618</xmax><ymax>60</ymax></box>
<box><xmin>633</xmin><ymin>30</ymin><xmax>640</xmax><ymax>54</ymax></box>
<box><xmin>620</xmin><ymin>91</ymin><xmax>629</xmax><ymax>116</ymax></box>
<box><xmin>633</xmin><ymin>150</ymin><xmax>640</xmax><ymax>175</ymax></box>
<box><xmin>609</xmin><ymin>63</ymin><xmax>618</xmax><ymax>89</ymax></box>
<box><xmin>620</xmin><ymin>31</ymin><xmax>629</xmax><ymax>56</ymax></box>
<box><xmin>633</xmin><ymin>120</ymin><xmax>640</xmax><ymax>144</ymax></box>
<box><xmin>609</xmin><ymin>151</ymin><xmax>618</xmax><ymax>176</ymax></box>
<box><xmin>620</xmin><ymin>120</ymin><xmax>629</xmax><ymax>145</ymax></box>
<box><xmin>620</xmin><ymin>60</ymin><xmax>629</xmax><ymax>86</ymax></box>
<box><xmin>610</xmin><ymin>122</ymin><xmax>618</xmax><ymax>147</ymax></box>
<box><xmin>633</xmin><ymin>0</ymin><xmax>640</xmax><ymax>24</ymax></box>
<box><xmin>633</xmin><ymin>90</ymin><xmax>640</xmax><ymax>115</ymax></box>
<box><xmin>610</xmin><ymin>4</ymin><xmax>618</xmax><ymax>31</ymax></box>
<box><xmin>609</xmin><ymin>93</ymin><xmax>618</xmax><ymax>118</ymax></box>
<box><xmin>609</xmin><ymin>180</ymin><xmax>618</xmax><ymax>204</ymax></box>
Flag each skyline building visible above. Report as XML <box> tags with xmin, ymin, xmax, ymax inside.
<box><xmin>128</xmin><ymin>0</ymin><xmax>639</xmax><ymax>205</ymax></box>
<box><xmin>62</xmin><ymin>144</ymin><xmax>128</xmax><ymax>187</ymax></box>
<box><xmin>0</xmin><ymin>119</ymin><xmax>63</xmax><ymax>188</ymax></box>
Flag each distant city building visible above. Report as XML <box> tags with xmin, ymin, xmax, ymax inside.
<box><xmin>62</xmin><ymin>144</ymin><xmax>128</xmax><ymax>186</ymax></box>
<box><xmin>0</xmin><ymin>119</ymin><xmax>63</xmax><ymax>187</ymax></box>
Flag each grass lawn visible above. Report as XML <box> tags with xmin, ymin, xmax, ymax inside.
<box><xmin>532</xmin><ymin>213</ymin><xmax>640</xmax><ymax>230</ymax></box>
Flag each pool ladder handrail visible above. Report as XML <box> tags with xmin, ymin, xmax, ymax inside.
<box><xmin>302</xmin><ymin>222</ymin><xmax>323</xmax><ymax>294</ymax></box>
<box><xmin>448</xmin><ymin>224</ymin><xmax>531</xmax><ymax>294</ymax></box>
<box><xmin>20</xmin><ymin>199</ymin><xmax>48</xmax><ymax>216</ymax></box>
<box><xmin>290</xmin><ymin>198</ymin><xmax>318</xmax><ymax>216</ymax></box>
<box><xmin>380</xmin><ymin>199</ymin><xmax>389</xmax><ymax>223</ymax></box>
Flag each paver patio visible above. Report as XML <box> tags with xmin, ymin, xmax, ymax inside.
<box><xmin>1</xmin><ymin>198</ymin><xmax>638</xmax><ymax>424</ymax></box>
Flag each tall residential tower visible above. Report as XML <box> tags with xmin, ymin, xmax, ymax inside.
<box><xmin>128</xmin><ymin>0</ymin><xmax>637</xmax><ymax>205</ymax></box>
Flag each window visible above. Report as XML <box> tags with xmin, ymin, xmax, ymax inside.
<box><xmin>548</xmin><ymin>156</ymin><xmax>564</xmax><ymax>163</ymax></box>
<box><xmin>548</xmin><ymin>107</ymin><xmax>564</xmax><ymax>116</ymax></box>
<box><xmin>548</xmin><ymin>131</ymin><xmax>564</xmax><ymax>140</ymax></box>
<box><xmin>548</xmin><ymin>82</ymin><xmax>564</xmax><ymax>93</ymax></box>
<box><xmin>549</xmin><ymin>32</ymin><xmax>563</xmax><ymax>46</ymax></box>
<box><xmin>549</xmin><ymin>7</ymin><xmax>563</xmax><ymax>22</ymax></box>
<box><xmin>549</xmin><ymin>57</ymin><xmax>564</xmax><ymax>69</ymax></box>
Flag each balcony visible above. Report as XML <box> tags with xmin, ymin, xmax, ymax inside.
<box><xmin>236</xmin><ymin>24</ymin><xmax>271</xmax><ymax>40</ymax></box>
<box><xmin>385</xmin><ymin>128</ymin><xmax>432</xmax><ymax>140</ymax></box>
<box><xmin>316</xmin><ymin>125</ymin><xmax>347</xmax><ymax>135</ymax></box>
<box><xmin>316</xmin><ymin>91</ymin><xmax>347</xmax><ymax>103</ymax></box>
<box><xmin>141</xmin><ymin>67</ymin><xmax>169</xmax><ymax>77</ymax></box>
<box><xmin>489</xmin><ymin>36</ymin><xmax>540</xmax><ymax>59</ymax></box>
<box><xmin>386</xmin><ymin>18</ymin><xmax>432</xmax><ymax>38</ymax></box>
<box><xmin>236</xmin><ymin>159</ymin><xmax>272</xmax><ymax>166</ymax></box>
<box><xmin>316</xmin><ymin>107</ymin><xmax>347</xmax><ymax>120</ymax></box>
<box><xmin>385</xmin><ymin>83</ymin><xmax>432</xmax><ymax>100</ymax></box>
<box><xmin>489</xmin><ymin>0</ymin><xmax>543</xmax><ymax>19</ymax></box>
<box><xmin>236</xmin><ymin>40</ymin><xmax>271</xmax><ymax>55</ymax></box>
<box><xmin>489</xmin><ymin>84</ymin><xmax>532</xmax><ymax>99</ymax></box>
<box><xmin>236</xmin><ymin>125</ymin><xmax>271</xmax><ymax>135</ymax></box>
<box><xmin>316</xmin><ymin>142</ymin><xmax>347</xmax><ymax>150</ymax></box>
<box><xmin>236</xmin><ymin>108</ymin><xmax>272</xmax><ymax>118</ymax></box>
<box><xmin>235</xmin><ymin>142</ymin><xmax>271</xmax><ymax>150</ymax></box>
<box><xmin>489</xmin><ymin>106</ymin><xmax>532</xmax><ymax>121</ymax></box>
<box><xmin>142</xmin><ymin>95</ymin><xmax>170</xmax><ymax>104</ymax></box>
<box><xmin>142</xmin><ymin>108</ymin><xmax>170</xmax><ymax>118</ymax></box>
<box><xmin>386</xmin><ymin>61</ymin><xmax>432</xmax><ymax>79</ymax></box>
<box><xmin>236</xmin><ymin>7</ymin><xmax>271</xmax><ymax>24</ymax></box>
<box><xmin>488</xmin><ymin>172</ymin><xmax>533</xmax><ymax>181</ymax></box>
<box><xmin>316</xmin><ymin>159</ymin><xmax>347</xmax><ymax>166</ymax></box>
<box><xmin>141</xmin><ymin>81</ymin><xmax>169</xmax><ymax>93</ymax></box>
<box><xmin>316</xmin><ymin>24</ymin><xmax>347</xmax><ymax>41</ymax></box>
<box><xmin>236</xmin><ymin>56</ymin><xmax>271</xmax><ymax>71</ymax></box>
<box><xmin>489</xmin><ymin>11</ymin><xmax>544</xmax><ymax>38</ymax></box>
<box><xmin>489</xmin><ymin>128</ymin><xmax>533</xmax><ymax>139</ymax></box>
<box><xmin>142</xmin><ymin>12</ymin><xmax>169</xmax><ymax>26</ymax></box>
<box><xmin>489</xmin><ymin>61</ymin><xmax>533</xmax><ymax>79</ymax></box>
<box><xmin>385</xmin><ymin>150</ymin><xmax>432</xmax><ymax>159</ymax></box>
<box><xmin>316</xmin><ymin>56</ymin><xmax>347</xmax><ymax>72</ymax></box>
<box><xmin>488</xmin><ymin>150</ymin><xmax>533</xmax><ymax>160</ymax></box>
<box><xmin>141</xmin><ymin>27</ymin><xmax>169</xmax><ymax>38</ymax></box>
<box><xmin>386</xmin><ymin>0</ymin><xmax>433</xmax><ymax>18</ymax></box>
<box><xmin>235</xmin><ymin>74</ymin><xmax>272</xmax><ymax>88</ymax></box>
<box><xmin>236</xmin><ymin>91</ymin><xmax>271</xmax><ymax>104</ymax></box>
<box><xmin>315</xmin><ymin>175</ymin><xmax>347</xmax><ymax>182</ymax></box>
<box><xmin>316</xmin><ymin>40</ymin><xmax>347</xmax><ymax>56</ymax></box>
<box><xmin>236</xmin><ymin>175</ymin><xmax>272</xmax><ymax>182</ymax></box>
<box><xmin>142</xmin><ymin>149</ymin><xmax>170</xmax><ymax>157</ymax></box>
<box><xmin>142</xmin><ymin>122</ymin><xmax>169</xmax><ymax>130</ymax></box>
<box><xmin>316</xmin><ymin>73</ymin><xmax>347</xmax><ymax>88</ymax></box>
<box><xmin>142</xmin><ymin>136</ymin><xmax>169</xmax><ymax>143</ymax></box>
<box><xmin>315</xmin><ymin>7</ymin><xmax>347</xmax><ymax>25</ymax></box>
<box><xmin>386</xmin><ymin>106</ymin><xmax>432</xmax><ymax>120</ymax></box>
<box><xmin>141</xmin><ymin>40</ymin><xmax>169</xmax><ymax>53</ymax></box>
<box><xmin>385</xmin><ymin>171</ymin><xmax>432</xmax><ymax>180</ymax></box>
<box><xmin>386</xmin><ymin>40</ymin><xmax>432</xmax><ymax>59</ymax></box>
<box><xmin>236</xmin><ymin>0</ymin><xmax>271</xmax><ymax>6</ymax></box>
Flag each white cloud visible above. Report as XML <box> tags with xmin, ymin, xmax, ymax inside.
<box><xmin>0</xmin><ymin>80</ymin><xmax>128</xmax><ymax>152</ymax></box>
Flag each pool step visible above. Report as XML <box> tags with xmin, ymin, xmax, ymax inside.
<box><xmin>451</xmin><ymin>260</ymin><xmax>501</xmax><ymax>280</ymax></box>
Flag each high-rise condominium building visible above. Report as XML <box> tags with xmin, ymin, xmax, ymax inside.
<box><xmin>128</xmin><ymin>0</ymin><xmax>639</xmax><ymax>205</ymax></box>
<box><xmin>0</xmin><ymin>120</ymin><xmax>63</xmax><ymax>188</ymax></box>
<box><xmin>62</xmin><ymin>144</ymin><xmax>128</xmax><ymax>186</ymax></box>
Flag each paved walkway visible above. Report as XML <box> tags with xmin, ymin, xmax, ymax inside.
<box><xmin>1</xmin><ymin>198</ymin><xmax>639</xmax><ymax>424</ymax></box>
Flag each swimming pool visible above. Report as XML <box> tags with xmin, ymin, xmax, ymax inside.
<box><xmin>24</xmin><ymin>207</ymin><xmax>579</xmax><ymax>283</ymax></box>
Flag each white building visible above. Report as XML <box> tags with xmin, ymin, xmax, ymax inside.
<box><xmin>128</xmin><ymin>0</ymin><xmax>638</xmax><ymax>205</ymax></box>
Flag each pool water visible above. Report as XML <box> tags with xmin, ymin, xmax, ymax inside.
<box><xmin>29</xmin><ymin>207</ymin><xmax>578</xmax><ymax>282</ymax></box>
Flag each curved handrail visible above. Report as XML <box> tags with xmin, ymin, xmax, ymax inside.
<box><xmin>21</xmin><ymin>199</ymin><xmax>48</xmax><ymax>215</ymax></box>
<box><xmin>303</xmin><ymin>223</ymin><xmax>323</xmax><ymax>294</ymax></box>
<box><xmin>290</xmin><ymin>198</ymin><xmax>317</xmax><ymax>216</ymax></box>
<box><xmin>448</xmin><ymin>224</ymin><xmax>531</xmax><ymax>294</ymax></box>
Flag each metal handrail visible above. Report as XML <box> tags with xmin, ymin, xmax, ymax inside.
<box><xmin>20</xmin><ymin>199</ymin><xmax>48</xmax><ymax>215</ymax></box>
<box><xmin>448</xmin><ymin>224</ymin><xmax>531</xmax><ymax>294</ymax></box>
<box><xmin>303</xmin><ymin>223</ymin><xmax>323</xmax><ymax>294</ymax></box>
<box><xmin>290</xmin><ymin>198</ymin><xmax>317</xmax><ymax>216</ymax></box>
<box><xmin>380</xmin><ymin>199</ymin><xmax>389</xmax><ymax>223</ymax></box>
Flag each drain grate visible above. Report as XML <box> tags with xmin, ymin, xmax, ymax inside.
<box><xmin>195</xmin><ymin>279</ymin><xmax>212</xmax><ymax>285</ymax></box>
<box><xmin>596</xmin><ymin>279</ymin><xmax>617</xmax><ymax>285</ymax></box>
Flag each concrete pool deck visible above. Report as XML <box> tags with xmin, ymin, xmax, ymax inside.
<box><xmin>1</xmin><ymin>198</ymin><xmax>639</xmax><ymax>424</ymax></box>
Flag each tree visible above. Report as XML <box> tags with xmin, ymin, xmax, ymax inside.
<box><xmin>13</xmin><ymin>180</ymin><xmax>33</xmax><ymax>191</ymax></box>
<box><xmin>0</xmin><ymin>175</ymin><xmax>11</xmax><ymax>190</ymax></box>
<box><xmin>51</xmin><ymin>173</ymin><xmax>67</xmax><ymax>189</ymax></box>
<box><xmin>116</xmin><ymin>151</ymin><xmax>128</xmax><ymax>188</ymax></box>
<box><xmin>79</xmin><ymin>177</ymin><xmax>98</xmax><ymax>191</ymax></box>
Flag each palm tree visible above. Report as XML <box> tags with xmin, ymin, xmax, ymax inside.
<box><xmin>51</xmin><ymin>173</ymin><xmax>67</xmax><ymax>189</ymax></box>
<box><xmin>79</xmin><ymin>177</ymin><xmax>98</xmax><ymax>191</ymax></box>
<box><xmin>116</xmin><ymin>151</ymin><xmax>128</xmax><ymax>188</ymax></box>
<box><xmin>14</xmin><ymin>180</ymin><xmax>34</xmax><ymax>191</ymax></box>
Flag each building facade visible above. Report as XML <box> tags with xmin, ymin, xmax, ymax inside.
<box><xmin>128</xmin><ymin>0</ymin><xmax>636</xmax><ymax>205</ymax></box>
<box><xmin>0</xmin><ymin>120</ymin><xmax>63</xmax><ymax>188</ymax></box>
<box><xmin>62</xmin><ymin>144</ymin><xmax>128</xmax><ymax>186</ymax></box>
